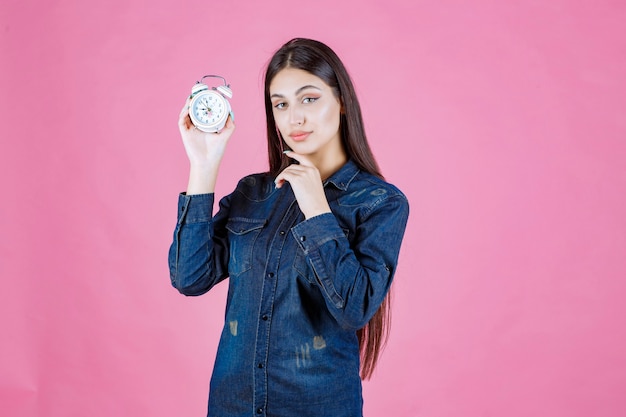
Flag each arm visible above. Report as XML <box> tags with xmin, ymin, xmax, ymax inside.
<box><xmin>168</xmin><ymin>193</ymin><xmax>231</xmax><ymax>296</ymax></box>
<box><xmin>274</xmin><ymin>151</ymin><xmax>409</xmax><ymax>329</ymax></box>
<box><xmin>290</xmin><ymin>195</ymin><xmax>409</xmax><ymax>330</ymax></box>
<box><xmin>177</xmin><ymin>96</ymin><xmax>235</xmax><ymax>195</ymax></box>
<box><xmin>167</xmin><ymin>97</ymin><xmax>235</xmax><ymax>295</ymax></box>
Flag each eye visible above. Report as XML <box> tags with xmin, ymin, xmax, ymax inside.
<box><xmin>273</xmin><ymin>102</ymin><xmax>287</xmax><ymax>109</ymax></box>
<box><xmin>302</xmin><ymin>97</ymin><xmax>318</xmax><ymax>104</ymax></box>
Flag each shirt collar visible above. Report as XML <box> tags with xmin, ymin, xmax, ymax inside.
<box><xmin>324</xmin><ymin>160</ymin><xmax>360</xmax><ymax>191</ymax></box>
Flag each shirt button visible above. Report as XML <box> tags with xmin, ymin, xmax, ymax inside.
<box><xmin>262</xmin><ymin>314</ymin><xmax>268</xmax><ymax>321</ymax></box>
<box><xmin>279</xmin><ymin>230</ymin><xmax>285</xmax><ymax>235</ymax></box>
<box><xmin>300</xmin><ymin>236</ymin><xmax>306</xmax><ymax>242</ymax></box>
<box><xmin>267</xmin><ymin>272</ymin><xmax>274</xmax><ymax>278</ymax></box>
<box><xmin>257</xmin><ymin>408</ymin><xmax>263</xmax><ymax>414</ymax></box>
<box><xmin>257</xmin><ymin>362</ymin><xmax>264</xmax><ymax>368</ymax></box>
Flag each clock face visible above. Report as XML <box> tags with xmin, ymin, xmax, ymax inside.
<box><xmin>191</xmin><ymin>91</ymin><xmax>226</xmax><ymax>126</ymax></box>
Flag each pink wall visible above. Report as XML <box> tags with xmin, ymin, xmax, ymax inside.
<box><xmin>1</xmin><ymin>1</ymin><xmax>625</xmax><ymax>416</ymax></box>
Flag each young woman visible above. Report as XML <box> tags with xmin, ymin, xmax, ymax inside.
<box><xmin>169</xmin><ymin>38</ymin><xmax>409</xmax><ymax>417</ymax></box>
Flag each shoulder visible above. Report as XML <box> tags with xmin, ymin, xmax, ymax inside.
<box><xmin>232</xmin><ymin>172</ymin><xmax>277</xmax><ymax>202</ymax></box>
<box><xmin>340</xmin><ymin>171</ymin><xmax>409</xmax><ymax>215</ymax></box>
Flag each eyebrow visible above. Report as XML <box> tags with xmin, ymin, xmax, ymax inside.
<box><xmin>270</xmin><ymin>84</ymin><xmax>322</xmax><ymax>99</ymax></box>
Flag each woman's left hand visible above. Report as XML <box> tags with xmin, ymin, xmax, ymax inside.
<box><xmin>275</xmin><ymin>152</ymin><xmax>332</xmax><ymax>219</ymax></box>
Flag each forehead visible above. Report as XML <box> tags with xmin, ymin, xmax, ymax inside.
<box><xmin>269</xmin><ymin>68</ymin><xmax>329</xmax><ymax>95</ymax></box>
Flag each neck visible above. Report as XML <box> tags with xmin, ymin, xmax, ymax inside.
<box><xmin>312</xmin><ymin>148</ymin><xmax>347</xmax><ymax>180</ymax></box>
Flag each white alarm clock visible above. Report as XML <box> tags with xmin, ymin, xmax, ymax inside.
<box><xmin>188</xmin><ymin>75</ymin><xmax>233</xmax><ymax>133</ymax></box>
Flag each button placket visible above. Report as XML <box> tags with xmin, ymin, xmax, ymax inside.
<box><xmin>253</xmin><ymin>199</ymin><xmax>299</xmax><ymax>415</ymax></box>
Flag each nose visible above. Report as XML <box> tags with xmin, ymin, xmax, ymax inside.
<box><xmin>289</xmin><ymin>105</ymin><xmax>304</xmax><ymax>126</ymax></box>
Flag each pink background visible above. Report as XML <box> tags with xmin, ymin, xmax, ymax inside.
<box><xmin>1</xmin><ymin>1</ymin><xmax>625</xmax><ymax>416</ymax></box>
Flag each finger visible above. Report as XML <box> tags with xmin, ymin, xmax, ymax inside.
<box><xmin>274</xmin><ymin>164</ymin><xmax>311</xmax><ymax>189</ymax></box>
<box><xmin>274</xmin><ymin>168</ymin><xmax>296</xmax><ymax>189</ymax></box>
<box><xmin>275</xmin><ymin>178</ymin><xmax>286</xmax><ymax>189</ymax></box>
<box><xmin>282</xmin><ymin>150</ymin><xmax>314</xmax><ymax>167</ymax></box>
<box><xmin>275</xmin><ymin>164</ymin><xmax>308</xmax><ymax>180</ymax></box>
<box><xmin>222</xmin><ymin>114</ymin><xmax>235</xmax><ymax>131</ymax></box>
<box><xmin>179</xmin><ymin>97</ymin><xmax>193</xmax><ymax>130</ymax></box>
<box><xmin>274</xmin><ymin>169</ymin><xmax>295</xmax><ymax>188</ymax></box>
<box><xmin>179</xmin><ymin>96</ymin><xmax>192</xmax><ymax>119</ymax></box>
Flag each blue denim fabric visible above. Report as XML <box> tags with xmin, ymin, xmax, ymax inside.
<box><xmin>168</xmin><ymin>160</ymin><xmax>409</xmax><ymax>417</ymax></box>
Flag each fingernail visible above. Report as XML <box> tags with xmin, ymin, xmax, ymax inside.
<box><xmin>229</xmin><ymin>110</ymin><xmax>235</xmax><ymax>121</ymax></box>
<box><xmin>283</xmin><ymin>150</ymin><xmax>291</xmax><ymax>154</ymax></box>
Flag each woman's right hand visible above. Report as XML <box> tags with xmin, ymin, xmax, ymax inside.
<box><xmin>178</xmin><ymin>96</ymin><xmax>236</xmax><ymax>194</ymax></box>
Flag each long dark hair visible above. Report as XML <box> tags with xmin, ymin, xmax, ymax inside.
<box><xmin>263</xmin><ymin>38</ymin><xmax>391</xmax><ymax>380</ymax></box>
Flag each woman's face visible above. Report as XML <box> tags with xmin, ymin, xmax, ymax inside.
<box><xmin>269</xmin><ymin>68</ymin><xmax>344</xmax><ymax>165</ymax></box>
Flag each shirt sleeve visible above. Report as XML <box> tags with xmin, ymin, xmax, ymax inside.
<box><xmin>290</xmin><ymin>194</ymin><xmax>410</xmax><ymax>330</ymax></box>
<box><xmin>168</xmin><ymin>192</ymin><xmax>230</xmax><ymax>296</ymax></box>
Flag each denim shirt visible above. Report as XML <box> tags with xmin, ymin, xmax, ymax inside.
<box><xmin>168</xmin><ymin>160</ymin><xmax>409</xmax><ymax>417</ymax></box>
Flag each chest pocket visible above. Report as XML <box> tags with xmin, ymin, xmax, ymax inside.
<box><xmin>226</xmin><ymin>218</ymin><xmax>266</xmax><ymax>277</ymax></box>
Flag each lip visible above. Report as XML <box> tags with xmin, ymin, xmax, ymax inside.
<box><xmin>289</xmin><ymin>130</ymin><xmax>311</xmax><ymax>142</ymax></box>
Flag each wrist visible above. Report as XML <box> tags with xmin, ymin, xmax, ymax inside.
<box><xmin>186</xmin><ymin>165</ymin><xmax>220</xmax><ymax>195</ymax></box>
<box><xmin>303</xmin><ymin>205</ymin><xmax>332</xmax><ymax>220</ymax></box>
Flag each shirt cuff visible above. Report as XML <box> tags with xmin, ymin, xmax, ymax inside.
<box><xmin>290</xmin><ymin>213</ymin><xmax>345</xmax><ymax>253</ymax></box>
<box><xmin>177</xmin><ymin>193</ymin><xmax>214</xmax><ymax>224</ymax></box>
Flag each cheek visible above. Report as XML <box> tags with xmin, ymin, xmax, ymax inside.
<box><xmin>273</xmin><ymin>111</ymin><xmax>288</xmax><ymax>132</ymax></box>
<box><xmin>317</xmin><ymin>104</ymin><xmax>341</xmax><ymax>130</ymax></box>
